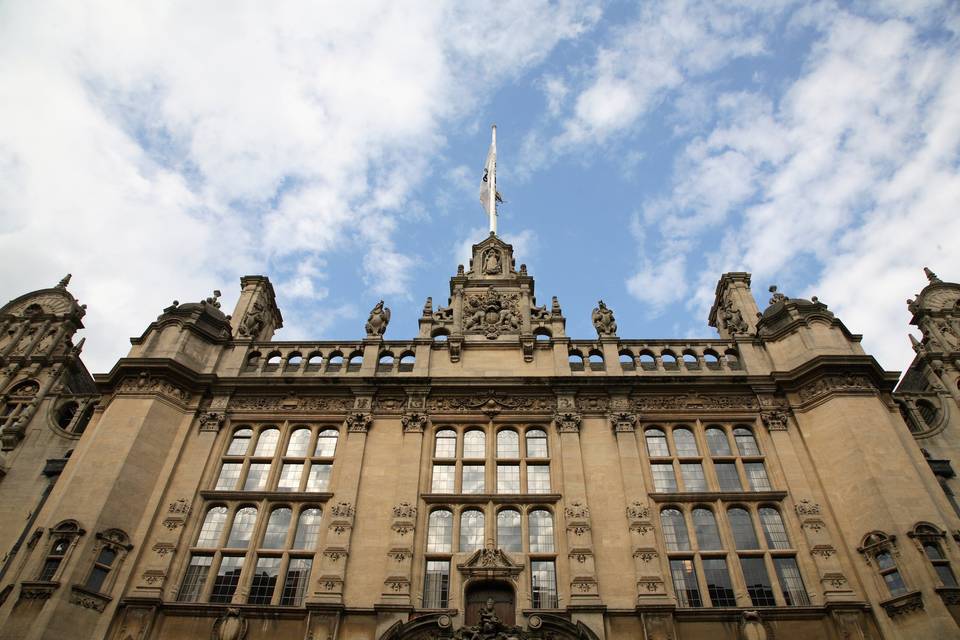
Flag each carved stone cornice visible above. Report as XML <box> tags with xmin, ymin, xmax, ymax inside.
<box><xmin>426</xmin><ymin>391</ymin><xmax>553</xmax><ymax>415</ymax></box>
<box><xmin>345</xmin><ymin>412</ymin><xmax>372</xmax><ymax>433</ymax></box>
<box><xmin>610</xmin><ymin>411</ymin><xmax>638</xmax><ymax>433</ymax></box>
<box><xmin>230</xmin><ymin>395</ymin><xmax>353</xmax><ymax>413</ymax></box>
<box><xmin>632</xmin><ymin>392</ymin><xmax>758</xmax><ymax>412</ymax></box>
<box><xmin>554</xmin><ymin>411</ymin><xmax>581</xmax><ymax>433</ymax></box>
<box><xmin>457</xmin><ymin>547</ymin><xmax>524</xmax><ymax>580</ymax></box>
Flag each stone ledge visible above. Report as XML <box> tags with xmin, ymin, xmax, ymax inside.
<box><xmin>880</xmin><ymin>590</ymin><xmax>924</xmax><ymax>618</ymax></box>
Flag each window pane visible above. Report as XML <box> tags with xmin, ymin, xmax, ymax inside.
<box><xmin>307</xmin><ymin>463</ymin><xmax>331</xmax><ymax>492</ymax></box>
<box><xmin>435</xmin><ymin>429</ymin><xmax>456</xmax><ymax>458</ymax></box>
<box><xmin>680</xmin><ymin>463</ymin><xmax>706</xmax><ymax>492</ymax></box>
<box><xmin>497</xmin><ymin>430</ymin><xmax>519</xmax><ymax>458</ymax></box>
<box><xmin>262</xmin><ymin>508</ymin><xmax>292</xmax><ymax>549</ymax></box>
<box><xmin>651</xmin><ymin>464</ymin><xmax>678</xmax><ymax>492</ymax></box>
<box><xmin>210</xmin><ymin>555</ymin><xmax>245</xmax><ymax>603</ymax></box>
<box><xmin>883</xmin><ymin>569</ymin><xmax>908</xmax><ymax>596</ymax></box>
<box><xmin>702</xmin><ymin>558</ymin><xmax>736</xmax><ymax>606</ymax></box>
<box><xmin>759</xmin><ymin>508</ymin><xmax>789</xmax><ymax>549</ymax></box>
<box><xmin>248</xmin><ymin>556</ymin><xmax>281</xmax><ymax>604</ymax></box>
<box><xmin>692</xmin><ymin>509</ymin><xmax>722</xmax><ymax>550</ymax></box>
<box><xmin>527</xmin><ymin>465</ymin><xmax>551</xmax><ymax>494</ymax></box>
<box><xmin>526</xmin><ymin>429</ymin><xmax>548</xmax><ymax>458</ymax></box>
<box><xmin>315</xmin><ymin>429</ymin><xmax>338</xmax><ymax>457</ymax></box>
<box><xmin>706</xmin><ymin>428</ymin><xmax>732</xmax><ymax>456</ymax></box>
<box><xmin>423</xmin><ymin>560</ymin><xmax>450</xmax><ymax>608</ymax></box>
<box><xmin>286</xmin><ymin>429</ymin><xmax>311</xmax><ymax>456</ymax></box>
<box><xmin>531</xmin><ymin>560</ymin><xmax>558</xmax><ymax>608</ymax></box>
<box><xmin>227</xmin><ymin>507</ymin><xmax>258</xmax><ymax>547</ymax></box>
<box><xmin>734</xmin><ymin>428</ymin><xmax>760</xmax><ymax>456</ymax></box>
<box><xmin>774</xmin><ymin>557</ymin><xmax>809</xmax><ymax>606</ymax></box>
<box><xmin>95</xmin><ymin>547</ymin><xmax>117</xmax><ymax>567</ymax></box>
<box><xmin>673</xmin><ymin>429</ymin><xmax>699</xmax><ymax>456</ymax></box>
<box><xmin>277</xmin><ymin>463</ymin><xmax>303</xmax><ymax>491</ymax></box>
<box><xmin>462</xmin><ymin>465</ymin><xmax>485</xmax><ymax>494</ymax></box>
<box><xmin>460</xmin><ymin>511</ymin><xmax>485</xmax><ymax>552</ymax></box>
<box><xmin>660</xmin><ymin>508</ymin><xmax>690</xmax><ymax>551</ymax></box>
<box><xmin>85</xmin><ymin>566</ymin><xmax>110</xmax><ymax>593</ymax></box>
<box><xmin>254</xmin><ymin>428</ymin><xmax>280</xmax><ymax>456</ymax></box>
<box><xmin>923</xmin><ymin>541</ymin><xmax>945</xmax><ymax>560</ymax></box>
<box><xmin>728</xmin><ymin>508</ymin><xmax>759</xmax><ymax>549</ymax></box>
<box><xmin>243</xmin><ymin>463</ymin><xmax>270</xmax><ymax>491</ymax></box>
<box><xmin>227</xmin><ymin>429</ymin><xmax>252</xmax><ymax>455</ymax></box>
<box><xmin>529</xmin><ymin>510</ymin><xmax>555</xmax><ymax>552</ymax></box>
<box><xmin>498</xmin><ymin>510</ymin><xmax>521</xmax><ymax>552</ymax></box>
<box><xmin>936</xmin><ymin>564</ymin><xmax>958</xmax><ymax>587</ymax></box>
<box><xmin>427</xmin><ymin>510</ymin><xmax>453</xmax><ymax>553</ymax></box>
<box><xmin>177</xmin><ymin>554</ymin><xmax>212</xmax><ymax>602</ymax></box>
<box><xmin>715</xmin><ymin>463</ymin><xmax>742</xmax><ymax>491</ymax></box>
<box><xmin>39</xmin><ymin>558</ymin><xmax>61</xmax><ymax>581</ymax></box>
<box><xmin>464</xmin><ymin>430</ymin><xmax>486</xmax><ymax>458</ymax></box>
<box><xmin>497</xmin><ymin>465</ymin><xmax>520</xmax><ymax>494</ymax></box>
<box><xmin>745</xmin><ymin>463</ymin><xmax>772</xmax><ymax>491</ymax></box>
<box><xmin>645</xmin><ymin>429</ymin><xmax>670</xmax><ymax>457</ymax></box>
<box><xmin>292</xmin><ymin>508</ymin><xmax>323</xmax><ymax>550</ymax></box>
<box><xmin>432</xmin><ymin>465</ymin><xmax>455</xmax><ymax>493</ymax></box>
<box><xmin>280</xmin><ymin>558</ymin><xmax>312</xmax><ymax>606</ymax></box>
<box><xmin>216</xmin><ymin>463</ymin><xmax>242</xmax><ymax>490</ymax></box>
<box><xmin>740</xmin><ymin>557</ymin><xmax>776</xmax><ymax>606</ymax></box>
<box><xmin>670</xmin><ymin>559</ymin><xmax>702</xmax><ymax>607</ymax></box>
<box><xmin>875</xmin><ymin>550</ymin><xmax>896</xmax><ymax>571</ymax></box>
<box><xmin>197</xmin><ymin>506</ymin><xmax>228</xmax><ymax>547</ymax></box>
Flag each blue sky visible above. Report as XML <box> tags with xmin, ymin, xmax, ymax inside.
<box><xmin>1</xmin><ymin>1</ymin><xmax>958</xmax><ymax>373</ymax></box>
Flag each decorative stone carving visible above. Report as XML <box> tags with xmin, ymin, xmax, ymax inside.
<box><xmin>450</xmin><ymin>599</ymin><xmax>533</xmax><ymax>640</ymax></box>
<box><xmin>237</xmin><ymin>300</ymin><xmax>265</xmax><ymax>338</ymax></box>
<box><xmin>768</xmin><ymin>285</ymin><xmax>788</xmax><ymax>306</ymax></box>
<box><xmin>212</xmin><ymin>608</ymin><xmax>248</xmax><ymax>640</ymax></box>
<box><xmin>69</xmin><ymin>587</ymin><xmax>108</xmax><ymax>612</ymax></box>
<box><xmin>197</xmin><ymin>411</ymin><xmax>226</xmax><ymax>432</ymax></box>
<box><xmin>632</xmin><ymin>393</ymin><xmax>758</xmax><ymax>411</ymax></box>
<box><xmin>168</xmin><ymin>499</ymin><xmax>191</xmax><ymax>515</ymax></box>
<box><xmin>761</xmin><ymin>410</ymin><xmax>789</xmax><ymax>432</ymax></box>
<box><xmin>463</xmin><ymin>289</ymin><xmax>521</xmax><ymax>338</ymax></box>
<box><xmin>152</xmin><ymin>542</ymin><xmax>175</xmax><ymax>556</ymax></box>
<box><xmin>554</xmin><ymin>411</ymin><xmax>581</xmax><ymax>433</ymax></box>
<box><xmin>345</xmin><ymin>412</ymin><xmax>372</xmax><ymax>433</ymax></box>
<box><xmin>364</xmin><ymin>300</ymin><xmax>391</xmax><ymax>337</ymax></box>
<box><xmin>564</xmin><ymin>501</ymin><xmax>590</xmax><ymax>520</ymax></box>
<box><xmin>591</xmin><ymin>300</ymin><xmax>617</xmax><ymax>337</ymax></box>
<box><xmin>142</xmin><ymin>570</ymin><xmax>166</xmax><ymax>585</ymax></box>
<box><xmin>229</xmin><ymin>395</ymin><xmax>353</xmax><ymax>412</ymax></box>
<box><xmin>400</xmin><ymin>412</ymin><xmax>427</xmax><ymax>433</ymax></box>
<box><xmin>457</xmin><ymin>545</ymin><xmax>524</xmax><ymax>580</ymax></box>
<box><xmin>116</xmin><ymin>374</ymin><xmax>190</xmax><ymax>404</ymax></box>
<box><xmin>719</xmin><ymin>296</ymin><xmax>750</xmax><ymax>335</ymax></box>
<box><xmin>798</xmin><ymin>374</ymin><xmax>874</xmax><ymax>402</ymax></box>
<box><xmin>739</xmin><ymin>610</ymin><xmax>771</xmax><ymax>640</ymax></box>
<box><xmin>643</xmin><ymin>613</ymin><xmax>674</xmax><ymax>640</ymax></box>
<box><xmin>795</xmin><ymin>499</ymin><xmax>821</xmax><ymax>517</ymax></box>
<box><xmin>610</xmin><ymin>411</ymin><xmax>638</xmax><ymax>433</ymax></box>
<box><xmin>330</xmin><ymin>501</ymin><xmax>355</xmax><ymax>518</ymax></box>
<box><xmin>481</xmin><ymin>247</ymin><xmax>503</xmax><ymax>275</ymax></box>
<box><xmin>881</xmin><ymin>590</ymin><xmax>924</xmax><ymax>618</ymax></box>
<box><xmin>116</xmin><ymin>605</ymin><xmax>155</xmax><ymax>640</ymax></box>
<box><xmin>427</xmin><ymin>392</ymin><xmax>553</xmax><ymax>414</ymax></box>
<box><xmin>627</xmin><ymin>501</ymin><xmax>650</xmax><ymax>520</ymax></box>
<box><xmin>576</xmin><ymin>395</ymin><xmax>610</xmax><ymax>412</ymax></box>
<box><xmin>392</xmin><ymin>502</ymin><xmax>417</xmax><ymax>519</ymax></box>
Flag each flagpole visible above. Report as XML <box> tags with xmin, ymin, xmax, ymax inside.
<box><xmin>489</xmin><ymin>124</ymin><xmax>497</xmax><ymax>235</ymax></box>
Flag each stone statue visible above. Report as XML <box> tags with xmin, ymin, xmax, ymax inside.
<box><xmin>483</xmin><ymin>249</ymin><xmax>502</xmax><ymax>275</ymax></box>
<box><xmin>479</xmin><ymin>598</ymin><xmax>500</xmax><ymax>632</ymax></box>
<box><xmin>238</xmin><ymin>299</ymin><xmax>265</xmax><ymax>338</ymax></box>
<box><xmin>720</xmin><ymin>298</ymin><xmax>749</xmax><ymax>334</ymax></box>
<box><xmin>365</xmin><ymin>300</ymin><xmax>391</xmax><ymax>337</ymax></box>
<box><xmin>768</xmin><ymin>285</ymin><xmax>787</xmax><ymax>306</ymax></box>
<box><xmin>592</xmin><ymin>300</ymin><xmax>617</xmax><ymax>336</ymax></box>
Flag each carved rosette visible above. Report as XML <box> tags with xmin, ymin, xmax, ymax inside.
<box><xmin>554</xmin><ymin>411</ymin><xmax>581</xmax><ymax>434</ymax></box>
<box><xmin>400</xmin><ymin>412</ymin><xmax>427</xmax><ymax>433</ymax></box>
<box><xmin>345</xmin><ymin>412</ymin><xmax>373</xmax><ymax>433</ymax></box>
<box><xmin>610</xmin><ymin>411</ymin><xmax>638</xmax><ymax>433</ymax></box>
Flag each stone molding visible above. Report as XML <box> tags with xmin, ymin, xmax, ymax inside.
<box><xmin>427</xmin><ymin>392</ymin><xmax>553</xmax><ymax>415</ymax></box>
<box><xmin>115</xmin><ymin>373</ymin><xmax>190</xmax><ymax>404</ymax></box>
<box><xmin>610</xmin><ymin>411</ymin><xmax>638</xmax><ymax>433</ymax></box>
<box><xmin>880</xmin><ymin>590</ymin><xmax>924</xmax><ymax>618</ymax></box>
<box><xmin>345</xmin><ymin>412</ymin><xmax>372</xmax><ymax>433</ymax></box>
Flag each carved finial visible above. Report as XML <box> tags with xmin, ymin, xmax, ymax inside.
<box><xmin>520</xmin><ymin>263</ymin><xmax>527</xmax><ymax>275</ymax></box>
<box><xmin>551</xmin><ymin>296</ymin><xmax>561</xmax><ymax>316</ymax></box>
<box><xmin>768</xmin><ymin>285</ymin><xmax>787</xmax><ymax>306</ymax></box>
<box><xmin>56</xmin><ymin>274</ymin><xmax>72</xmax><ymax>289</ymax></box>
<box><xmin>457</xmin><ymin>264</ymin><xmax>465</xmax><ymax>275</ymax></box>
<box><xmin>924</xmin><ymin>267</ymin><xmax>942</xmax><ymax>284</ymax></box>
<box><xmin>422</xmin><ymin>296</ymin><xmax>433</xmax><ymax>317</ymax></box>
<box><xmin>204</xmin><ymin>290</ymin><xmax>222</xmax><ymax>308</ymax></box>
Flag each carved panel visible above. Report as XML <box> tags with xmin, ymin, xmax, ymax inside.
<box><xmin>462</xmin><ymin>289</ymin><xmax>521</xmax><ymax>338</ymax></box>
<box><xmin>427</xmin><ymin>392</ymin><xmax>553</xmax><ymax>415</ymax></box>
<box><xmin>229</xmin><ymin>395</ymin><xmax>353</xmax><ymax>412</ymax></box>
<box><xmin>798</xmin><ymin>375</ymin><xmax>874</xmax><ymax>402</ymax></box>
<box><xmin>632</xmin><ymin>393</ymin><xmax>758</xmax><ymax>411</ymax></box>
<box><xmin>116</xmin><ymin>374</ymin><xmax>190</xmax><ymax>404</ymax></box>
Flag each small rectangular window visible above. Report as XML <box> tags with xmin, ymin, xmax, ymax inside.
<box><xmin>715</xmin><ymin>463</ymin><xmax>742</xmax><ymax>491</ymax></box>
<box><xmin>497</xmin><ymin>465</ymin><xmax>520</xmax><ymax>494</ymax></box>
<box><xmin>651</xmin><ymin>463</ymin><xmax>678</xmax><ymax>492</ymax></box>
<box><xmin>680</xmin><ymin>463</ymin><xmax>707</xmax><ymax>492</ymax></box>
<box><xmin>306</xmin><ymin>463</ymin><xmax>331</xmax><ymax>492</ymax></box>
<box><xmin>744</xmin><ymin>463</ymin><xmax>772</xmax><ymax>491</ymax></box>
<box><xmin>774</xmin><ymin>557</ymin><xmax>810</xmax><ymax>606</ymax></box>
<box><xmin>462</xmin><ymin>465</ymin><xmax>485</xmax><ymax>494</ymax></box>
<box><xmin>279</xmin><ymin>558</ymin><xmax>312</xmax><ymax>606</ymax></box>
<box><xmin>702</xmin><ymin>557</ymin><xmax>736</xmax><ymax>606</ymax></box>
<box><xmin>670</xmin><ymin>559</ymin><xmax>702</xmax><ymax>607</ymax></box>
<box><xmin>423</xmin><ymin>560</ymin><xmax>450</xmax><ymax>608</ymax></box>
<box><xmin>210</xmin><ymin>555</ymin><xmax>245</xmax><ymax>603</ymax></box>
<box><xmin>243</xmin><ymin>463</ymin><xmax>271</xmax><ymax>491</ymax></box>
<box><xmin>178</xmin><ymin>554</ymin><xmax>212</xmax><ymax>602</ymax></box>
<box><xmin>216</xmin><ymin>463</ymin><xmax>243</xmax><ymax>490</ymax></box>
<box><xmin>527</xmin><ymin>465</ymin><xmax>551</xmax><ymax>494</ymax></box>
<box><xmin>431</xmin><ymin>465</ymin><xmax>455</xmax><ymax>493</ymax></box>
<box><xmin>531</xmin><ymin>560</ymin><xmax>559</xmax><ymax>608</ymax></box>
<box><xmin>740</xmin><ymin>557</ymin><xmax>776</xmax><ymax>606</ymax></box>
<box><xmin>276</xmin><ymin>463</ymin><xmax>303</xmax><ymax>492</ymax></box>
<box><xmin>248</xmin><ymin>556</ymin><xmax>281</xmax><ymax>604</ymax></box>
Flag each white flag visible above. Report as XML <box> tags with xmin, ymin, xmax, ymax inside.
<box><xmin>479</xmin><ymin>127</ymin><xmax>502</xmax><ymax>215</ymax></box>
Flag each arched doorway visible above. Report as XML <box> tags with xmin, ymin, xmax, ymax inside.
<box><xmin>464</xmin><ymin>580</ymin><xmax>515</xmax><ymax>627</ymax></box>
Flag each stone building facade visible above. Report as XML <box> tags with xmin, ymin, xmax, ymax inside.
<box><xmin>0</xmin><ymin>235</ymin><xmax>959</xmax><ymax>639</ymax></box>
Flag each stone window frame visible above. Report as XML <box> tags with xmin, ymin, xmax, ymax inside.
<box><xmin>49</xmin><ymin>396</ymin><xmax>97</xmax><ymax>437</ymax></box>
<box><xmin>175</xmin><ymin>499</ymin><xmax>324</xmax><ymax>606</ymax></box>
<box><xmin>214</xmin><ymin>421</ymin><xmax>341</xmax><ymax>493</ymax></box>
<box><xmin>1</xmin><ymin>379</ymin><xmax>40</xmax><ymax>432</ymax></box>
<box><xmin>858</xmin><ymin>531</ymin><xmax>912</xmax><ymax>599</ymax></box>
<box><xmin>427</xmin><ymin>423</ymin><xmax>554</xmax><ymax>497</ymax></box>
<box><xmin>907</xmin><ymin>522</ymin><xmax>959</xmax><ymax>588</ymax></box>
<box><xmin>640</xmin><ymin>421</ymin><xmax>771</xmax><ymax>495</ymax></box>
<box><xmin>33</xmin><ymin>520</ymin><xmax>85</xmax><ymax>585</ymax></box>
<box><xmin>79</xmin><ymin>528</ymin><xmax>133</xmax><ymax>596</ymax></box>
<box><xmin>658</xmin><ymin>501</ymin><xmax>810</xmax><ymax>608</ymax></box>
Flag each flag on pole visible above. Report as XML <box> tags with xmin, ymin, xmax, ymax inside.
<box><xmin>479</xmin><ymin>126</ymin><xmax>502</xmax><ymax>227</ymax></box>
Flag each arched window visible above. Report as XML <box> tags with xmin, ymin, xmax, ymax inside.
<box><xmin>286</xmin><ymin>428</ymin><xmax>311</xmax><ymax>456</ymax></box>
<box><xmin>682</xmin><ymin>351</ymin><xmax>699</xmax><ymax>369</ymax></box>
<box><xmin>497</xmin><ymin>430</ymin><xmax>519</xmax><ymax>458</ymax></box>
<box><xmin>306</xmin><ymin>352</ymin><xmax>323</xmax><ymax>369</ymax></box>
<box><xmin>427</xmin><ymin>510</ymin><xmax>453</xmax><ymax>553</ymax></box>
<box><xmin>645</xmin><ymin>428</ymin><xmax>669</xmax><ymax>457</ymax></box>
<box><xmin>56</xmin><ymin>401</ymin><xmax>78</xmax><ymax>429</ymax></box>
<box><xmin>432</xmin><ymin>328</ymin><xmax>449</xmax><ymax>341</ymax></box>
<box><xmin>705</xmin><ymin>427</ymin><xmax>732</xmax><ymax>456</ymax></box>
<box><xmin>661</xmin><ymin>351</ymin><xmax>678</xmax><ymax>369</ymax></box>
<box><xmin>196</xmin><ymin>506</ymin><xmax>228</xmax><ymax>547</ymax></box>
<box><xmin>917</xmin><ymin>400</ymin><xmax>938</xmax><ymax>427</ymax></box>
<box><xmin>703</xmin><ymin>350</ymin><xmax>720</xmax><ymax>369</ymax></box>
<box><xmin>377</xmin><ymin>352</ymin><xmax>394</xmax><ymax>372</ymax></box>
<box><xmin>619</xmin><ymin>350</ymin><xmax>635</xmax><ymax>371</ymax></box>
<box><xmin>727</xmin><ymin>508</ymin><xmax>759</xmax><ymax>549</ymax></box>
<box><xmin>83</xmin><ymin>529</ymin><xmax>130</xmax><ymax>594</ymax></box>
<box><xmin>72</xmin><ymin>404</ymin><xmax>94</xmax><ymax>435</ymax></box>
<box><xmin>254</xmin><ymin>428</ymin><xmax>280</xmax><ymax>456</ymax></box>
<box><xmin>226</xmin><ymin>507</ymin><xmax>258</xmax><ymax>548</ymax></box>
<box><xmin>347</xmin><ymin>351</ymin><xmax>363</xmax><ymax>372</ymax></box>
<box><xmin>435</xmin><ymin>429</ymin><xmax>457</xmax><ymax>458</ymax></box>
<box><xmin>859</xmin><ymin>532</ymin><xmax>909</xmax><ymax>597</ymax></box>
<box><xmin>262</xmin><ymin>507</ymin><xmax>293</xmax><ymax>549</ymax></box>
<box><xmin>529</xmin><ymin>510</ymin><xmax>554</xmax><ymax>552</ymax></box>
<box><xmin>638</xmin><ymin>350</ymin><xmax>656</xmax><ymax>370</ymax></box>
<box><xmin>292</xmin><ymin>508</ymin><xmax>323</xmax><ymax>550</ymax></box>
<box><xmin>286</xmin><ymin>352</ymin><xmax>302</xmax><ymax>368</ymax></box>
<box><xmin>759</xmin><ymin>508</ymin><xmax>789</xmax><ymax>549</ymax></box>
<box><xmin>673</xmin><ymin>428</ymin><xmax>698</xmax><ymax>456</ymax></box>
<box><xmin>733</xmin><ymin>427</ymin><xmax>760</xmax><ymax>456</ymax></box>
<box><xmin>660</xmin><ymin>508</ymin><xmax>690</xmax><ymax>551</ymax></box>
<box><xmin>245</xmin><ymin>351</ymin><xmax>261</xmax><ymax>370</ymax></box>
<box><xmin>692</xmin><ymin>508</ymin><xmax>722</xmax><ymax>550</ymax></box>
<box><xmin>463</xmin><ymin>430</ymin><xmax>486</xmax><ymax>458</ymax></box>
<box><xmin>588</xmin><ymin>350</ymin><xmax>605</xmax><ymax>371</ymax></box>
<box><xmin>398</xmin><ymin>352</ymin><xmax>416</xmax><ymax>372</ymax></box>
<box><xmin>497</xmin><ymin>509</ymin><xmax>521</xmax><ymax>552</ymax></box>
<box><xmin>264</xmin><ymin>351</ymin><xmax>282</xmax><ymax>370</ymax></box>
<box><xmin>315</xmin><ymin>429</ymin><xmax>339</xmax><ymax>457</ymax></box>
<box><xmin>326</xmin><ymin>352</ymin><xmax>343</xmax><ymax>372</ymax></box>
<box><xmin>84</xmin><ymin>547</ymin><xmax>117</xmax><ymax>593</ymax></box>
<box><xmin>568</xmin><ymin>351</ymin><xmax>585</xmax><ymax>371</ymax></box>
<box><xmin>534</xmin><ymin>328</ymin><xmax>552</xmax><ymax>341</ymax></box>
<box><xmin>38</xmin><ymin>521</ymin><xmax>82</xmax><ymax>581</ymax></box>
<box><xmin>911</xmin><ymin>523</ymin><xmax>958</xmax><ymax>587</ymax></box>
<box><xmin>460</xmin><ymin>510</ymin><xmax>485</xmax><ymax>552</ymax></box>
<box><xmin>526</xmin><ymin>429</ymin><xmax>548</xmax><ymax>458</ymax></box>
<box><xmin>725</xmin><ymin>349</ymin><xmax>741</xmax><ymax>369</ymax></box>
<box><xmin>227</xmin><ymin>428</ymin><xmax>253</xmax><ymax>456</ymax></box>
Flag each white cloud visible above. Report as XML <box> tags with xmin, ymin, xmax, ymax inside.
<box><xmin>0</xmin><ymin>0</ymin><xmax>600</xmax><ymax>371</ymax></box>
